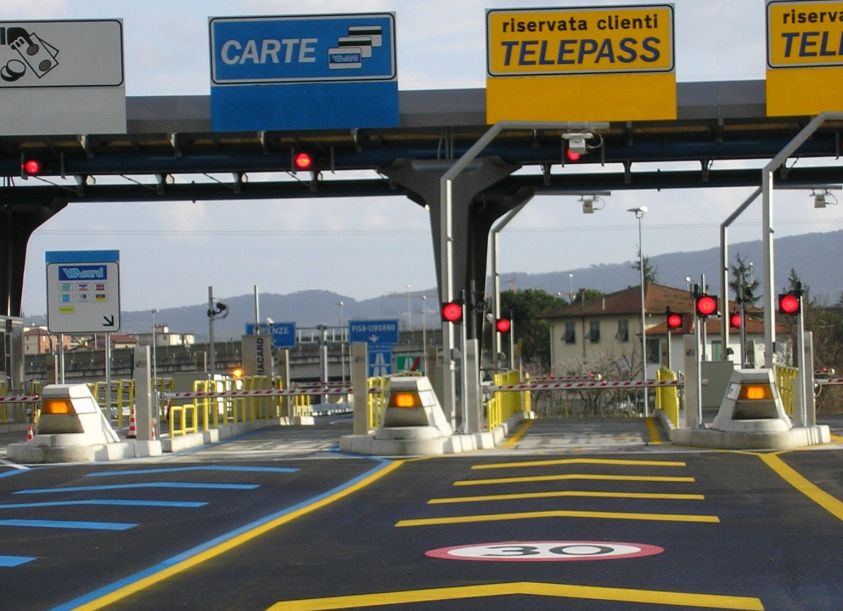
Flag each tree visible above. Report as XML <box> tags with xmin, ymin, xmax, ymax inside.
<box><xmin>631</xmin><ymin>250</ymin><xmax>658</xmax><ymax>284</ymax></box>
<box><xmin>499</xmin><ymin>289</ymin><xmax>566</xmax><ymax>369</ymax></box>
<box><xmin>786</xmin><ymin>267</ymin><xmax>809</xmax><ymax>300</ymax></box>
<box><xmin>730</xmin><ymin>253</ymin><xmax>759</xmax><ymax>305</ymax></box>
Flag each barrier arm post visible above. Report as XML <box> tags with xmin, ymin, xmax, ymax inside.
<box><xmin>351</xmin><ymin>342</ymin><xmax>369</xmax><ymax>435</ymax></box>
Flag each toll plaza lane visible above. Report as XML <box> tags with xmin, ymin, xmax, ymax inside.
<box><xmin>90</xmin><ymin>449</ymin><xmax>843</xmax><ymax>610</ymax></box>
<box><xmin>0</xmin><ymin>453</ymin><xmax>385</xmax><ymax>610</ymax></box>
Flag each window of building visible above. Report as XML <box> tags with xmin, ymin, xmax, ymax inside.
<box><xmin>589</xmin><ymin>320</ymin><xmax>601</xmax><ymax>343</ymax></box>
<box><xmin>646</xmin><ymin>337</ymin><xmax>661</xmax><ymax>364</ymax></box>
<box><xmin>563</xmin><ymin>322</ymin><xmax>576</xmax><ymax>344</ymax></box>
<box><xmin>616</xmin><ymin>319</ymin><xmax>629</xmax><ymax>343</ymax></box>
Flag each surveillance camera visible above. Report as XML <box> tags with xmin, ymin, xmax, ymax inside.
<box><xmin>562</xmin><ymin>132</ymin><xmax>592</xmax><ymax>154</ymax></box>
<box><xmin>582</xmin><ymin>199</ymin><xmax>594</xmax><ymax>214</ymax></box>
<box><xmin>216</xmin><ymin>303</ymin><xmax>227</xmax><ymax>312</ymax></box>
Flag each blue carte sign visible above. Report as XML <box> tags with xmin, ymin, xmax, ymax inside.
<box><xmin>210</xmin><ymin>14</ymin><xmax>396</xmax><ymax>85</ymax></box>
<box><xmin>348</xmin><ymin>319</ymin><xmax>399</xmax><ymax>345</ymax></box>
<box><xmin>245</xmin><ymin>322</ymin><xmax>296</xmax><ymax>349</ymax></box>
<box><xmin>209</xmin><ymin>13</ymin><xmax>398</xmax><ymax>131</ymax></box>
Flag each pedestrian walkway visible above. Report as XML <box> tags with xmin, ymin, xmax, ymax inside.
<box><xmin>509</xmin><ymin>418</ymin><xmax>663</xmax><ymax>453</ymax></box>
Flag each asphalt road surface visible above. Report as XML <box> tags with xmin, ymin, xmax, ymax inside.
<box><xmin>0</xmin><ymin>419</ymin><xmax>841</xmax><ymax>610</ymax></box>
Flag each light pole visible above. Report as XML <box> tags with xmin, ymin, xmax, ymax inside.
<box><xmin>151</xmin><ymin>309</ymin><xmax>159</xmax><ymax>383</ymax></box>
<box><xmin>338</xmin><ymin>301</ymin><xmax>346</xmax><ymax>383</ymax></box>
<box><xmin>421</xmin><ymin>295</ymin><xmax>428</xmax><ymax>374</ymax></box>
<box><xmin>628</xmin><ymin>206</ymin><xmax>649</xmax><ymax>417</ymax></box>
<box><xmin>568</xmin><ymin>273</ymin><xmax>574</xmax><ymax>302</ymax></box>
<box><xmin>406</xmin><ymin>284</ymin><xmax>412</xmax><ymax>332</ymax></box>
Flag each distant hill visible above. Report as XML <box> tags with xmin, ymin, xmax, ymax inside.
<box><xmin>32</xmin><ymin>230</ymin><xmax>843</xmax><ymax>340</ymax></box>
<box><xmin>508</xmin><ymin>229</ymin><xmax>843</xmax><ymax>303</ymax></box>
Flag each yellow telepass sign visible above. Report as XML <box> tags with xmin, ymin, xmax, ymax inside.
<box><xmin>768</xmin><ymin>0</ymin><xmax>843</xmax><ymax>67</ymax></box>
<box><xmin>486</xmin><ymin>5</ymin><xmax>676</xmax><ymax>122</ymax></box>
<box><xmin>487</xmin><ymin>5</ymin><xmax>674</xmax><ymax>76</ymax></box>
<box><xmin>766</xmin><ymin>0</ymin><xmax>843</xmax><ymax>115</ymax></box>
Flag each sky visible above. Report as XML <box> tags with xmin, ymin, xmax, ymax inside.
<box><xmin>5</xmin><ymin>0</ymin><xmax>843</xmax><ymax>317</ymax></box>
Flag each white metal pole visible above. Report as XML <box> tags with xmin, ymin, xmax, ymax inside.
<box><xmin>59</xmin><ymin>333</ymin><xmax>65</xmax><ymax>383</ymax></box>
<box><xmin>638</xmin><ymin>215</ymin><xmax>648</xmax><ymax>417</ymax></box>
<box><xmin>421</xmin><ymin>295</ymin><xmax>428</xmax><ymax>374</ymax></box>
<box><xmin>797</xmin><ymin>297</ymin><xmax>808</xmax><ymax>426</ymax></box>
<box><xmin>759</xmin><ymin>112</ymin><xmax>843</xmax><ymax>366</ymax></box>
<box><xmin>208</xmin><ymin>286</ymin><xmax>215</xmax><ymax>375</ymax></box>
<box><xmin>151</xmin><ymin>309</ymin><xmax>158</xmax><ymax>383</ymax></box>
<box><xmin>720</xmin><ymin>188</ymin><xmax>761</xmax><ymax>354</ymax></box>
<box><xmin>695</xmin><ymin>315</ymin><xmax>704</xmax><ymax>427</ymax></box>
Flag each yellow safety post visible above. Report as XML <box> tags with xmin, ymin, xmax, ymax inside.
<box><xmin>485</xmin><ymin>370</ymin><xmax>527</xmax><ymax>430</ymax></box>
<box><xmin>273</xmin><ymin>377</ymin><xmax>285</xmax><ymax>419</ymax></box>
<box><xmin>192</xmin><ymin>379</ymin><xmax>211</xmax><ymax>432</ymax></box>
<box><xmin>656</xmin><ymin>367</ymin><xmax>680</xmax><ymax>427</ymax></box>
<box><xmin>774</xmin><ymin>365</ymin><xmax>798</xmax><ymax>416</ymax></box>
<box><xmin>213</xmin><ymin>378</ymin><xmax>224</xmax><ymax>428</ymax></box>
<box><xmin>367</xmin><ymin>376</ymin><xmax>388</xmax><ymax>430</ymax></box>
<box><xmin>521</xmin><ymin>371</ymin><xmax>532</xmax><ymax>416</ymax></box>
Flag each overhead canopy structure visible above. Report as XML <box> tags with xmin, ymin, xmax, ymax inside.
<box><xmin>2</xmin><ymin>81</ymin><xmax>843</xmax><ymax>320</ymax></box>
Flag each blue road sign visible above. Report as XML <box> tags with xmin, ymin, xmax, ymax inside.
<box><xmin>368</xmin><ymin>345</ymin><xmax>392</xmax><ymax>377</ymax></box>
<box><xmin>210</xmin><ymin>14</ymin><xmax>396</xmax><ymax>85</ymax></box>
<box><xmin>245</xmin><ymin>322</ymin><xmax>296</xmax><ymax>349</ymax></box>
<box><xmin>348</xmin><ymin>319</ymin><xmax>399</xmax><ymax>345</ymax></box>
<box><xmin>209</xmin><ymin>13</ymin><xmax>398</xmax><ymax>131</ymax></box>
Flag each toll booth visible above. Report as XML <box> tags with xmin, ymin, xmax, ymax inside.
<box><xmin>0</xmin><ymin>316</ymin><xmax>24</xmax><ymax>391</ymax></box>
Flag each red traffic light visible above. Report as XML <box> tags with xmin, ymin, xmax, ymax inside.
<box><xmin>495</xmin><ymin>317</ymin><xmax>511</xmax><ymax>334</ymax></box>
<box><xmin>695</xmin><ymin>294</ymin><xmax>718</xmax><ymax>318</ymax></box>
<box><xmin>778</xmin><ymin>292</ymin><xmax>801</xmax><ymax>315</ymax></box>
<box><xmin>729</xmin><ymin>312</ymin><xmax>742</xmax><ymax>329</ymax></box>
<box><xmin>441</xmin><ymin>301</ymin><xmax>463</xmax><ymax>323</ymax></box>
<box><xmin>666</xmin><ymin>311</ymin><xmax>684</xmax><ymax>331</ymax></box>
<box><xmin>21</xmin><ymin>159</ymin><xmax>41</xmax><ymax>176</ymax></box>
<box><xmin>565</xmin><ymin>148</ymin><xmax>582</xmax><ymax>162</ymax></box>
<box><xmin>293</xmin><ymin>151</ymin><xmax>314</xmax><ymax>172</ymax></box>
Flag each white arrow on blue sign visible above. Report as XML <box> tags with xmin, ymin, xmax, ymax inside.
<box><xmin>348</xmin><ymin>319</ymin><xmax>399</xmax><ymax>345</ymax></box>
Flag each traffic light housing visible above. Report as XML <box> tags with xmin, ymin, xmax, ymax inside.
<box><xmin>441</xmin><ymin>301</ymin><xmax>463</xmax><ymax>323</ymax></box>
<box><xmin>729</xmin><ymin>312</ymin><xmax>742</xmax><ymax>329</ymax></box>
<box><xmin>562</xmin><ymin>133</ymin><xmax>589</xmax><ymax>163</ymax></box>
<box><xmin>495</xmin><ymin>317</ymin><xmax>511</xmax><ymax>334</ymax></box>
<box><xmin>20</xmin><ymin>158</ymin><xmax>41</xmax><ymax>178</ymax></box>
<box><xmin>694</xmin><ymin>293</ymin><xmax>718</xmax><ymax>319</ymax></box>
<box><xmin>665</xmin><ymin>309</ymin><xmax>684</xmax><ymax>331</ymax></box>
<box><xmin>292</xmin><ymin>151</ymin><xmax>315</xmax><ymax>172</ymax></box>
<box><xmin>778</xmin><ymin>291</ymin><xmax>801</xmax><ymax>315</ymax></box>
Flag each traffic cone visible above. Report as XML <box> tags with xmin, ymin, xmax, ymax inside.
<box><xmin>25</xmin><ymin>424</ymin><xmax>33</xmax><ymax>441</ymax></box>
<box><xmin>127</xmin><ymin>407</ymin><xmax>137</xmax><ymax>439</ymax></box>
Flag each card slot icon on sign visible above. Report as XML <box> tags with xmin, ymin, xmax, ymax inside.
<box><xmin>347</xmin><ymin>26</ymin><xmax>383</xmax><ymax>47</ymax></box>
<box><xmin>328</xmin><ymin>47</ymin><xmax>362</xmax><ymax>69</ymax></box>
<box><xmin>337</xmin><ymin>36</ymin><xmax>373</xmax><ymax>58</ymax></box>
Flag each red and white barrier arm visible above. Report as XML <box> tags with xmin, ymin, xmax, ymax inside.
<box><xmin>490</xmin><ymin>379</ymin><xmax>682</xmax><ymax>392</ymax></box>
<box><xmin>163</xmin><ymin>386</ymin><xmax>356</xmax><ymax>402</ymax></box>
<box><xmin>0</xmin><ymin>395</ymin><xmax>41</xmax><ymax>403</ymax></box>
<box><xmin>815</xmin><ymin>377</ymin><xmax>843</xmax><ymax>386</ymax></box>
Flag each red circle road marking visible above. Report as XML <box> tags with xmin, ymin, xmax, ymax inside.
<box><xmin>425</xmin><ymin>541</ymin><xmax>664</xmax><ymax>562</ymax></box>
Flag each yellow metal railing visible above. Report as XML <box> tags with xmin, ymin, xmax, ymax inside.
<box><xmin>116</xmin><ymin>380</ymin><xmax>134</xmax><ymax>428</ymax></box>
<box><xmin>292</xmin><ymin>392</ymin><xmax>312</xmax><ymax>420</ymax></box>
<box><xmin>775</xmin><ymin>365</ymin><xmax>798</xmax><ymax>416</ymax></box>
<box><xmin>655</xmin><ymin>367</ymin><xmax>680</xmax><ymax>427</ymax></box>
<box><xmin>169</xmin><ymin>403</ymin><xmax>198</xmax><ymax>437</ymax></box>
